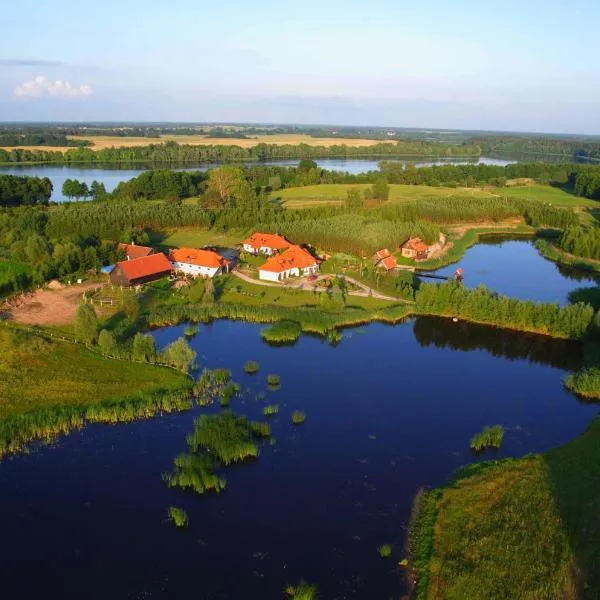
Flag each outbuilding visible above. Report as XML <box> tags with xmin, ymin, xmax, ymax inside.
<box><xmin>373</xmin><ymin>248</ymin><xmax>398</xmax><ymax>270</ymax></box>
<box><xmin>401</xmin><ymin>238</ymin><xmax>430</xmax><ymax>260</ymax></box>
<box><xmin>169</xmin><ymin>247</ymin><xmax>230</xmax><ymax>278</ymax></box>
<box><xmin>109</xmin><ymin>253</ymin><xmax>173</xmax><ymax>287</ymax></box>
<box><xmin>117</xmin><ymin>242</ymin><xmax>154</xmax><ymax>260</ymax></box>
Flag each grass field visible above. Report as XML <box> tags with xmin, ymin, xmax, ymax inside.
<box><xmin>153</xmin><ymin>228</ymin><xmax>246</xmax><ymax>249</ymax></box>
<box><xmin>0</xmin><ymin>325</ymin><xmax>188</xmax><ymax>419</ymax></box>
<box><xmin>495</xmin><ymin>183</ymin><xmax>598</xmax><ymax>208</ymax></box>
<box><xmin>66</xmin><ymin>134</ymin><xmax>394</xmax><ymax>151</ymax></box>
<box><xmin>415</xmin><ymin>414</ymin><xmax>600</xmax><ymax>599</ymax></box>
<box><xmin>275</xmin><ymin>184</ymin><xmax>492</xmax><ymax>209</ymax></box>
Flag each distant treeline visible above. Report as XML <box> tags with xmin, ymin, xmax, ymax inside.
<box><xmin>0</xmin><ymin>139</ymin><xmax>482</xmax><ymax>165</ymax></box>
<box><xmin>471</xmin><ymin>135</ymin><xmax>600</xmax><ymax>161</ymax></box>
<box><xmin>0</xmin><ymin>131</ymin><xmax>90</xmax><ymax>147</ymax></box>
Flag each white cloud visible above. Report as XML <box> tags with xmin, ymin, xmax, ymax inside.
<box><xmin>14</xmin><ymin>75</ymin><xmax>93</xmax><ymax>99</ymax></box>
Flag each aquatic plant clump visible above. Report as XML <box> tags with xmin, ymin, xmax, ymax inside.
<box><xmin>263</xmin><ymin>404</ymin><xmax>279</xmax><ymax>417</ymax></box>
<box><xmin>378</xmin><ymin>543</ymin><xmax>393</xmax><ymax>558</ymax></box>
<box><xmin>291</xmin><ymin>410</ymin><xmax>306</xmax><ymax>425</ymax></box>
<box><xmin>243</xmin><ymin>360</ymin><xmax>260</xmax><ymax>374</ymax></box>
<box><xmin>168</xmin><ymin>506</ymin><xmax>189</xmax><ymax>528</ymax></box>
<box><xmin>470</xmin><ymin>425</ymin><xmax>505</xmax><ymax>452</ymax></box>
<box><xmin>163</xmin><ymin>454</ymin><xmax>226</xmax><ymax>495</ymax></box>
<box><xmin>260</xmin><ymin>320</ymin><xmax>302</xmax><ymax>345</ymax></box>
<box><xmin>184</xmin><ymin>324</ymin><xmax>198</xmax><ymax>337</ymax></box>
<box><xmin>250</xmin><ymin>421</ymin><xmax>271</xmax><ymax>438</ymax></box>
<box><xmin>187</xmin><ymin>413</ymin><xmax>260</xmax><ymax>466</ymax></box>
<box><xmin>267</xmin><ymin>374</ymin><xmax>281</xmax><ymax>387</ymax></box>
<box><xmin>285</xmin><ymin>580</ymin><xmax>318</xmax><ymax>600</ymax></box>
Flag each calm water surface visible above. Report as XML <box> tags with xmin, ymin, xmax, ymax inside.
<box><xmin>0</xmin><ymin>157</ymin><xmax>512</xmax><ymax>202</ymax></box>
<box><xmin>432</xmin><ymin>237</ymin><xmax>600</xmax><ymax>305</ymax></box>
<box><xmin>0</xmin><ymin>317</ymin><xmax>596</xmax><ymax>599</ymax></box>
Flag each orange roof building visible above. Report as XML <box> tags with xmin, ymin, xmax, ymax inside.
<box><xmin>373</xmin><ymin>249</ymin><xmax>398</xmax><ymax>270</ymax></box>
<box><xmin>242</xmin><ymin>232</ymin><xmax>290</xmax><ymax>255</ymax></box>
<box><xmin>258</xmin><ymin>245</ymin><xmax>320</xmax><ymax>282</ymax></box>
<box><xmin>117</xmin><ymin>243</ymin><xmax>154</xmax><ymax>260</ymax></box>
<box><xmin>109</xmin><ymin>253</ymin><xmax>172</xmax><ymax>287</ymax></box>
<box><xmin>169</xmin><ymin>247</ymin><xmax>230</xmax><ymax>278</ymax></box>
<box><xmin>401</xmin><ymin>238</ymin><xmax>430</xmax><ymax>260</ymax></box>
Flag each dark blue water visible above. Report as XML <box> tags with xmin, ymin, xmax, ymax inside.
<box><xmin>0</xmin><ymin>318</ymin><xmax>596</xmax><ymax>599</ymax></box>
<box><xmin>0</xmin><ymin>157</ymin><xmax>512</xmax><ymax>202</ymax></box>
<box><xmin>432</xmin><ymin>237</ymin><xmax>600</xmax><ymax>305</ymax></box>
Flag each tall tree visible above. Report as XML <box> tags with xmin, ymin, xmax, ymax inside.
<box><xmin>75</xmin><ymin>303</ymin><xmax>99</xmax><ymax>344</ymax></box>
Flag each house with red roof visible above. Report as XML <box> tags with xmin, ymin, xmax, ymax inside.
<box><xmin>109</xmin><ymin>253</ymin><xmax>172</xmax><ymax>287</ymax></box>
<box><xmin>169</xmin><ymin>247</ymin><xmax>230</xmax><ymax>278</ymax></box>
<box><xmin>373</xmin><ymin>248</ymin><xmax>398</xmax><ymax>271</ymax></box>
<box><xmin>258</xmin><ymin>245</ymin><xmax>320</xmax><ymax>282</ymax></box>
<box><xmin>400</xmin><ymin>238</ymin><xmax>430</xmax><ymax>260</ymax></box>
<box><xmin>117</xmin><ymin>243</ymin><xmax>154</xmax><ymax>261</ymax></box>
<box><xmin>241</xmin><ymin>232</ymin><xmax>290</xmax><ymax>256</ymax></box>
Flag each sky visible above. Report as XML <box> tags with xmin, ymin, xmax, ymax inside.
<box><xmin>1</xmin><ymin>0</ymin><xmax>599</xmax><ymax>133</ymax></box>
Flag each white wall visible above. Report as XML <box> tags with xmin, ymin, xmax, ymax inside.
<box><xmin>172</xmin><ymin>262</ymin><xmax>220</xmax><ymax>278</ymax></box>
<box><xmin>259</xmin><ymin>270</ymin><xmax>281</xmax><ymax>282</ymax></box>
<box><xmin>243</xmin><ymin>244</ymin><xmax>275</xmax><ymax>256</ymax></box>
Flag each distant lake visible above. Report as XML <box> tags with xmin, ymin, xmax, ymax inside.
<box><xmin>0</xmin><ymin>157</ymin><xmax>513</xmax><ymax>202</ymax></box>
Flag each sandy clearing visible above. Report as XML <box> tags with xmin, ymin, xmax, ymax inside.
<box><xmin>5</xmin><ymin>282</ymin><xmax>102</xmax><ymax>326</ymax></box>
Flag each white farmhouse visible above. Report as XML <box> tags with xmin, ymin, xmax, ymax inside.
<box><xmin>169</xmin><ymin>247</ymin><xmax>230</xmax><ymax>278</ymax></box>
<box><xmin>241</xmin><ymin>232</ymin><xmax>290</xmax><ymax>256</ymax></box>
<box><xmin>258</xmin><ymin>245</ymin><xmax>320</xmax><ymax>282</ymax></box>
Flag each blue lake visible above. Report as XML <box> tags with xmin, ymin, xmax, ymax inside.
<box><xmin>431</xmin><ymin>236</ymin><xmax>600</xmax><ymax>305</ymax></box>
<box><xmin>0</xmin><ymin>156</ymin><xmax>512</xmax><ymax>202</ymax></box>
<box><xmin>0</xmin><ymin>317</ymin><xmax>596</xmax><ymax>599</ymax></box>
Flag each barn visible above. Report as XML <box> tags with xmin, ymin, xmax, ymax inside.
<box><xmin>109</xmin><ymin>253</ymin><xmax>172</xmax><ymax>287</ymax></box>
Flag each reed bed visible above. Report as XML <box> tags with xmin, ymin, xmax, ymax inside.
<box><xmin>263</xmin><ymin>405</ymin><xmax>279</xmax><ymax>417</ymax></box>
<box><xmin>163</xmin><ymin>454</ymin><xmax>226</xmax><ymax>495</ymax></box>
<box><xmin>291</xmin><ymin>410</ymin><xmax>306</xmax><ymax>425</ymax></box>
<box><xmin>470</xmin><ymin>425</ymin><xmax>505</xmax><ymax>452</ymax></box>
<box><xmin>378</xmin><ymin>543</ymin><xmax>393</xmax><ymax>558</ymax></box>
<box><xmin>243</xmin><ymin>360</ymin><xmax>260</xmax><ymax>374</ymax></box>
<box><xmin>168</xmin><ymin>506</ymin><xmax>189</xmax><ymax>528</ymax></box>
<box><xmin>260</xmin><ymin>321</ymin><xmax>302</xmax><ymax>345</ymax></box>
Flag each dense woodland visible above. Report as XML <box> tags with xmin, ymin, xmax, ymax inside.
<box><xmin>471</xmin><ymin>135</ymin><xmax>600</xmax><ymax>160</ymax></box>
<box><xmin>0</xmin><ymin>139</ymin><xmax>481</xmax><ymax>166</ymax></box>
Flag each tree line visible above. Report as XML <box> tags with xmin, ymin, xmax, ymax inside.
<box><xmin>0</xmin><ymin>175</ymin><xmax>53</xmax><ymax>207</ymax></box>
<box><xmin>0</xmin><ymin>133</ymin><xmax>90</xmax><ymax>147</ymax></box>
<box><xmin>470</xmin><ymin>135</ymin><xmax>600</xmax><ymax>160</ymax></box>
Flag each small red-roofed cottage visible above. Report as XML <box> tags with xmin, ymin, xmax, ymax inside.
<box><xmin>242</xmin><ymin>232</ymin><xmax>290</xmax><ymax>256</ymax></box>
<box><xmin>109</xmin><ymin>253</ymin><xmax>172</xmax><ymax>287</ymax></box>
<box><xmin>258</xmin><ymin>245</ymin><xmax>320</xmax><ymax>282</ymax></box>
<box><xmin>372</xmin><ymin>248</ymin><xmax>398</xmax><ymax>271</ymax></box>
<box><xmin>117</xmin><ymin>242</ymin><xmax>154</xmax><ymax>261</ymax></box>
<box><xmin>401</xmin><ymin>238</ymin><xmax>430</xmax><ymax>260</ymax></box>
<box><xmin>169</xmin><ymin>247</ymin><xmax>230</xmax><ymax>278</ymax></box>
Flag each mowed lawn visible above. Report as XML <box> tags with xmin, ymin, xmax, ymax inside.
<box><xmin>0</xmin><ymin>326</ymin><xmax>188</xmax><ymax>418</ymax></box>
<box><xmin>274</xmin><ymin>184</ymin><xmax>493</xmax><ymax>208</ymax></box>
<box><xmin>67</xmin><ymin>133</ymin><xmax>392</xmax><ymax>150</ymax></box>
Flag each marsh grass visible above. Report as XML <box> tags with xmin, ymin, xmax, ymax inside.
<box><xmin>163</xmin><ymin>454</ymin><xmax>226</xmax><ymax>495</ymax></box>
<box><xmin>267</xmin><ymin>374</ymin><xmax>281</xmax><ymax>386</ymax></box>
<box><xmin>250</xmin><ymin>421</ymin><xmax>271</xmax><ymax>438</ymax></box>
<box><xmin>260</xmin><ymin>321</ymin><xmax>302</xmax><ymax>345</ymax></box>
<box><xmin>184</xmin><ymin>324</ymin><xmax>198</xmax><ymax>337</ymax></box>
<box><xmin>378</xmin><ymin>544</ymin><xmax>393</xmax><ymax>558</ymax></box>
<box><xmin>243</xmin><ymin>360</ymin><xmax>260</xmax><ymax>374</ymax></box>
<box><xmin>291</xmin><ymin>410</ymin><xmax>306</xmax><ymax>425</ymax></box>
<box><xmin>285</xmin><ymin>580</ymin><xmax>318</xmax><ymax>599</ymax></box>
<box><xmin>263</xmin><ymin>404</ymin><xmax>279</xmax><ymax>417</ymax></box>
<box><xmin>168</xmin><ymin>506</ymin><xmax>189</xmax><ymax>528</ymax></box>
<box><xmin>470</xmin><ymin>425</ymin><xmax>504</xmax><ymax>452</ymax></box>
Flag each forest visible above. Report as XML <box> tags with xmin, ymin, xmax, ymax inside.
<box><xmin>0</xmin><ymin>175</ymin><xmax>53</xmax><ymax>207</ymax></box>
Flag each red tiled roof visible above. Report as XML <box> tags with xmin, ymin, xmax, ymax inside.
<box><xmin>242</xmin><ymin>232</ymin><xmax>290</xmax><ymax>250</ymax></box>
<box><xmin>404</xmin><ymin>238</ymin><xmax>429</xmax><ymax>253</ymax></box>
<box><xmin>381</xmin><ymin>255</ymin><xmax>397</xmax><ymax>270</ymax></box>
<box><xmin>259</xmin><ymin>245</ymin><xmax>318</xmax><ymax>273</ymax></box>
<box><xmin>116</xmin><ymin>253</ymin><xmax>172</xmax><ymax>281</ymax></box>
<box><xmin>118</xmin><ymin>243</ymin><xmax>153</xmax><ymax>259</ymax></box>
<box><xmin>375</xmin><ymin>248</ymin><xmax>392</xmax><ymax>259</ymax></box>
<box><xmin>169</xmin><ymin>247</ymin><xmax>229</xmax><ymax>269</ymax></box>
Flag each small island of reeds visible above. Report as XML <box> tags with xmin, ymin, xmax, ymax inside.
<box><xmin>260</xmin><ymin>320</ymin><xmax>302</xmax><ymax>345</ymax></box>
<box><xmin>168</xmin><ymin>506</ymin><xmax>189</xmax><ymax>528</ymax></box>
<box><xmin>243</xmin><ymin>360</ymin><xmax>260</xmax><ymax>374</ymax></box>
<box><xmin>291</xmin><ymin>410</ymin><xmax>306</xmax><ymax>425</ymax></box>
<box><xmin>470</xmin><ymin>424</ymin><xmax>505</xmax><ymax>452</ymax></box>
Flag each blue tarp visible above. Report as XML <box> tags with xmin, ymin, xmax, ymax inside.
<box><xmin>100</xmin><ymin>265</ymin><xmax>115</xmax><ymax>274</ymax></box>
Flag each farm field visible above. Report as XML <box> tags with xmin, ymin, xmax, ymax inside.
<box><xmin>67</xmin><ymin>133</ymin><xmax>394</xmax><ymax>150</ymax></box>
<box><xmin>275</xmin><ymin>183</ymin><xmax>493</xmax><ymax>209</ymax></box>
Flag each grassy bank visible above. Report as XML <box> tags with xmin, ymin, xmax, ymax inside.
<box><xmin>535</xmin><ymin>239</ymin><xmax>600</xmax><ymax>274</ymax></box>
<box><xmin>411</xmin><ymin>415</ymin><xmax>600</xmax><ymax>599</ymax></box>
<box><xmin>0</xmin><ymin>324</ymin><xmax>192</xmax><ymax>456</ymax></box>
